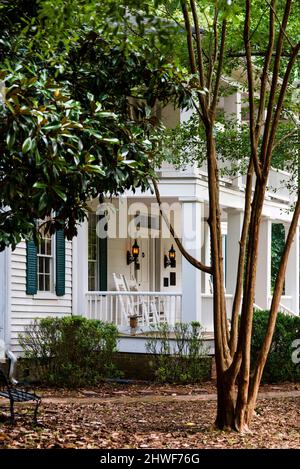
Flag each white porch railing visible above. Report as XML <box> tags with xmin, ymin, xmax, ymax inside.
<box><xmin>277</xmin><ymin>303</ymin><xmax>297</xmax><ymax>316</ymax></box>
<box><xmin>267</xmin><ymin>168</ymin><xmax>295</xmax><ymax>203</ymax></box>
<box><xmin>268</xmin><ymin>295</ymin><xmax>297</xmax><ymax>316</ymax></box>
<box><xmin>86</xmin><ymin>291</ymin><xmax>182</xmax><ymax>327</ymax></box>
<box><xmin>241</xmin><ymin>167</ymin><xmax>295</xmax><ymax>203</ymax></box>
<box><xmin>85</xmin><ymin>291</ymin><xmax>297</xmax><ymax>330</ymax></box>
<box><xmin>269</xmin><ymin>294</ymin><xmax>292</xmax><ymax>310</ymax></box>
<box><xmin>160</xmin><ymin>164</ymin><xmax>295</xmax><ymax>202</ymax></box>
<box><xmin>201</xmin><ymin>294</ymin><xmax>234</xmax><ymax>331</ymax></box>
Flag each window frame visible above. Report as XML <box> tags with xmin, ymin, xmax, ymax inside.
<box><xmin>88</xmin><ymin>213</ymin><xmax>99</xmax><ymax>291</ymax></box>
<box><xmin>88</xmin><ymin>213</ymin><xmax>107</xmax><ymax>292</ymax></box>
<box><xmin>37</xmin><ymin>225</ymin><xmax>55</xmax><ymax>293</ymax></box>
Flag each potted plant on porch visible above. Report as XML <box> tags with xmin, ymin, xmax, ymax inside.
<box><xmin>129</xmin><ymin>314</ymin><xmax>138</xmax><ymax>332</ymax></box>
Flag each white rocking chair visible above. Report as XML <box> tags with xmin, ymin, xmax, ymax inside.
<box><xmin>112</xmin><ymin>273</ymin><xmax>161</xmax><ymax>326</ymax></box>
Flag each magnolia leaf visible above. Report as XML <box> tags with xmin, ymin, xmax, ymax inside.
<box><xmin>33</xmin><ymin>182</ymin><xmax>47</xmax><ymax>189</ymax></box>
<box><xmin>121</xmin><ymin>160</ymin><xmax>139</xmax><ymax>168</ymax></box>
<box><xmin>52</xmin><ymin>186</ymin><xmax>67</xmax><ymax>202</ymax></box>
<box><xmin>96</xmin><ymin>111</ymin><xmax>117</xmax><ymax>119</ymax></box>
<box><xmin>22</xmin><ymin>137</ymin><xmax>32</xmax><ymax>154</ymax></box>
<box><xmin>101</xmin><ymin>137</ymin><xmax>120</xmax><ymax>144</ymax></box>
<box><xmin>87</xmin><ymin>92</ymin><xmax>94</xmax><ymax>102</ymax></box>
<box><xmin>6</xmin><ymin>130</ymin><xmax>16</xmax><ymax>149</ymax></box>
<box><xmin>84</xmin><ymin>165</ymin><xmax>105</xmax><ymax>175</ymax></box>
<box><xmin>43</xmin><ymin>122</ymin><xmax>61</xmax><ymax>132</ymax></box>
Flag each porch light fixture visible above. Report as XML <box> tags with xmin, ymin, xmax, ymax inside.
<box><xmin>164</xmin><ymin>244</ymin><xmax>176</xmax><ymax>268</ymax></box>
<box><xmin>127</xmin><ymin>239</ymin><xmax>140</xmax><ymax>265</ymax></box>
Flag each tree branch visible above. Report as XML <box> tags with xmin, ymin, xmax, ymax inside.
<box><xmin>227</xmin><ymin>51</ymin><xmax>296</xmax><ymax>57</ymax></box>
<box><xmin>180</xmin><ymin>0</ymin><xmax>209</xmax><ymax>125</ymax></box>
<box><xmin>190</xmin><ymin>0</ymin><xmax>205</xmax><ymax>89</ymax></box>
<box><xmin>180</xmin><ymin>0</ymin><xmax>196</xmax><ymax>74</ymax></box>
<box><xmin>151</xmin><ymin>178</ymin><xmax>212</xmax><ymax>275</ymax></box>
<box><xmin>264</xmin><ymin>41</ymin><xmax>300</xmax><ymax>171</ymax></box>
<box><xmin>255</xmin><ymin>0</ymin><xmax>275</xmax><ymax>141</ymax></box>
<box><xmin>210</xmin><ymin>19</ymin><xmax>227</xmax><ymax>116</ymax></box>
<box><xmin>229</xmin><ymin>160</ymin><xmax>254</xmax><ymax>355</ymax></box>
<box><xmin>206</xmin><ymin>7</ymin><xmax>219</xmax><ymax>104</ymax></box>
<box><xmin>260</xmin><ymin>0</ymin><xmax>293</xmax><ymax>167</ymax></box>
<box><xmin>247</xmin><ymin>192</ymin><xmax>300</xmax><ymax>414</ymax></box>
<box><xmin>191</xmin><ymin>96</ymin><xmax>204</xmax><ymax>122</ymax></box>
<box><xmin>265</xmin><ymin>0</ymin><xmax>295</xmax><ymax>49</ymax></box>
<box><xmin>249</xmin><ymin>5</ymin><xmax>269</xmax><ymax>41</ymax></box>
<box><xmin>272</xmin><ymin>127</ymin><xmax>299</xmax><ymax>152</ymax></box>
<box><xmin>244</xmin><ymin>0</ymin><xmax>262</xmax><ymax>180</ymax></box>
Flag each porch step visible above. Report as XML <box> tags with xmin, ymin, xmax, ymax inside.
<box><xmin>118</xmin><ymin>331</ymin><xmax>215</xmax><ymax>355</ymax></box>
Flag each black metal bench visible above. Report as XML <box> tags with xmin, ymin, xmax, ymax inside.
<box><xmin>0</xmin><ymin>368</ymin><xmax>41</xmax><ymax>424</ymax></box>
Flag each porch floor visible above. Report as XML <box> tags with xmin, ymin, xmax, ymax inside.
<box><xmin>117</xmin><ymin>330</ymin><xmax>215</xmax><ymax>355</ymax></box>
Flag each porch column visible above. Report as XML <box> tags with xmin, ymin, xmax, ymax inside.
<box><xmin>226</xmin><ymin>209</ymin><xmax>244</xmax><ymax>294</ymax></box>
<box><xmin>285</xmin><ymin>224</ymin><xmax>299</xmax><ymax>314</ymax></box>
<box><xmin>224</xmin><ymin>92</ymin><xmax>242</xmax><ymax>123</ymax></box>
<box><xmin>255</xmin><ymin>217</ymin><xmax>272</xmax><ymax>309</ymax></box>
<box><xmin>224</xmin><ymin>92</ymin><xmax>243</xmax><ymax>188</ymax></box>
<box><xmin>75</xmin><ymin>219</ymin><xmax>89</xmax><ymax>316</ymax></box>
<box><xmin>204</xmin><ymin>222</ymin><xmax>211</xmax><ymax>293</ymax></box>
<box><xmin>179</xmin><ymin>197</ymin><xmax>202</xmax><ymax>323</ymax></box>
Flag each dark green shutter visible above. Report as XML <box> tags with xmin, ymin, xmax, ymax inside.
<box><xmin>99</xmin><ymin>237</ymin><xmax>107</xmax><ymax>291</ymax></box>
<box><xmin>26</xmin><ymin>240</ymin><xmax>37</xmax><ymax>295</ymax></box>
<box><xmin>98</xmin><ymin>214</ymin><xmax>107</xmax><ymax>291</ymax></box>
<box><xmin>56</xmin><ymin>229</ymin><xmax>65</xmax><ymax>296</ymax></box>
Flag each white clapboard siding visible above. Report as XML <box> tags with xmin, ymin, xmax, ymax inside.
<box><xmin>10</xmin><ymin>240</ymin><xmax>73</xmax><ymax>352</ymax></box>
<box><xmin>0</xmin><ymin>250</ymin><xmax>6</xmax><ymax>342</ymax></box>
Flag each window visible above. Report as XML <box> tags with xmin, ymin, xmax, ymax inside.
<box><xmin>88</xmin><ymin>214</ymin><xmax>98</xmax><ymax>291</ymax></box>
<box><xmin>88</xmin><ymin>213</ymin><xmax>107</xmax><ymax>291</ymax></box>
<box><xmin>26</xmin><ymin>224</ymin><xmax>65</xmax><ymax>296</ymax></box>
<box><xmin>37</xmin><ymin>226</ymin><xmax>54</xmax><ymax>292</ymax></box>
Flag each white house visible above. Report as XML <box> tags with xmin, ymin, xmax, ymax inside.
<box><xmin>0</xmin><ymin>91</ymin><xmax>299</xmax><ymax>353</ymax></box>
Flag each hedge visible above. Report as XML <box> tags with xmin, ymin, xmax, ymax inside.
<box><xmin>251</xmin><ymin>310</ymin><xmax>300</xmax><ymax>382</ymax></box>
<box><xmin>19</xmin><ymin>316</ymin><xmax>120</xmax><ymax>387</ymax></box>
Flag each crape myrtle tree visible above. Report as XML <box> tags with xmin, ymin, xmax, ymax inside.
<box><xmin>149</xmin><ymin>0</ymin><xmax>299</xmax><ymax>431</ymax></box>
<box><xmin>1</xmin><ymin>0</ymin><xmax>299</xmax><ymax>433</ymax></box>
<box><xmin>0</xmin><ymin>0</ymin><xmax>188</xmax><ymax>249</ymax></box>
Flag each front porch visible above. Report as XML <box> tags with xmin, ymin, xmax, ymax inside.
<box><xmin>85</xmin><ymin>290</ymin><xmax>182</xmax><ymax>328</ymax></box>
<box><xmin>85</xmin><ymin>290</ymin><xmax>237</xmax><ymax>329</ymax></box>
<box><xmin>73</xmin><ymin>169</ymin><xmax>299</xmax><ymax>336</ymax></box>
<box><xmin>85</xmin><ymin>290</ymin><xmax>298</xmax><ymax>331</ymax></box>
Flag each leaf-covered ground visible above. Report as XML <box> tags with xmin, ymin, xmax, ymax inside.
<box><xmin>0</xmin><ymin>383</ymin><xmax>299</xmax><ymax>449</ymax></box>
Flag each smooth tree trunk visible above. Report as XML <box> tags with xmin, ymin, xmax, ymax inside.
<box><xmin>159</xmin><ymin>0</ymin><xmax>300</xmax><ymax>432</ymax></box>
<box><xmin>210</xmin><ymin>174</ymin><xmax>299</xmax><ymax>431</ymax></box>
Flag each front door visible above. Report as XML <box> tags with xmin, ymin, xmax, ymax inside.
<box><xmin>135</xmin><ymin>238</ymin><xmax>157</xmax><ymax>291</ymax></box>
<box><xmin>135</xmin><ymin>238</ymin><xmax>150</xmax><ymax>290</ymax></box>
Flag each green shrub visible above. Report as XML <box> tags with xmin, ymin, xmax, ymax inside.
<box><xmin>145</xmin><ymin>322</ymin><xmax>210</xmax><ymax>383</ymax></box>
<box><xmin>251</xmin><ymin>310</ymin><xmax>300</xmax><ymax>382</ymax></box>
<box><xmin>19</xmin><ymin>316</ymin><xmax>120</xmax><ymax>387</ymax></box>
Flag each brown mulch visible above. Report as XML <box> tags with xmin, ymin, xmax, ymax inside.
<box><xmin>35</xmin><ymin>381</ymin><xmax>300</xmax><ymax>399</ymax></box>
<box><xmin>35</xmin><ymin>381</ymin><xmax>217</xmax><ymax>398</ymax></box>
<box><xmin>0</xmin><ymin>383</ymin><xmax>299</xmax><ymax>449</ymax></box>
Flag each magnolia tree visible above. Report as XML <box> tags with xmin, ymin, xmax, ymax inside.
<box><xmin>149</xmin><ymin>0</ymin><xmax>299</xmax><ymax>431</ymax></box>
<box><xmin>0</xmin><ymin>0</ymin><xmax>185</xmax><ymax>249</ymax></box>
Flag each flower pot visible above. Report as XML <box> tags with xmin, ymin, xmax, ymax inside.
<box><xmin>129</xmin><ymin>316</ymin><xmax>138</xmax><ymax>329</ymax></box>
